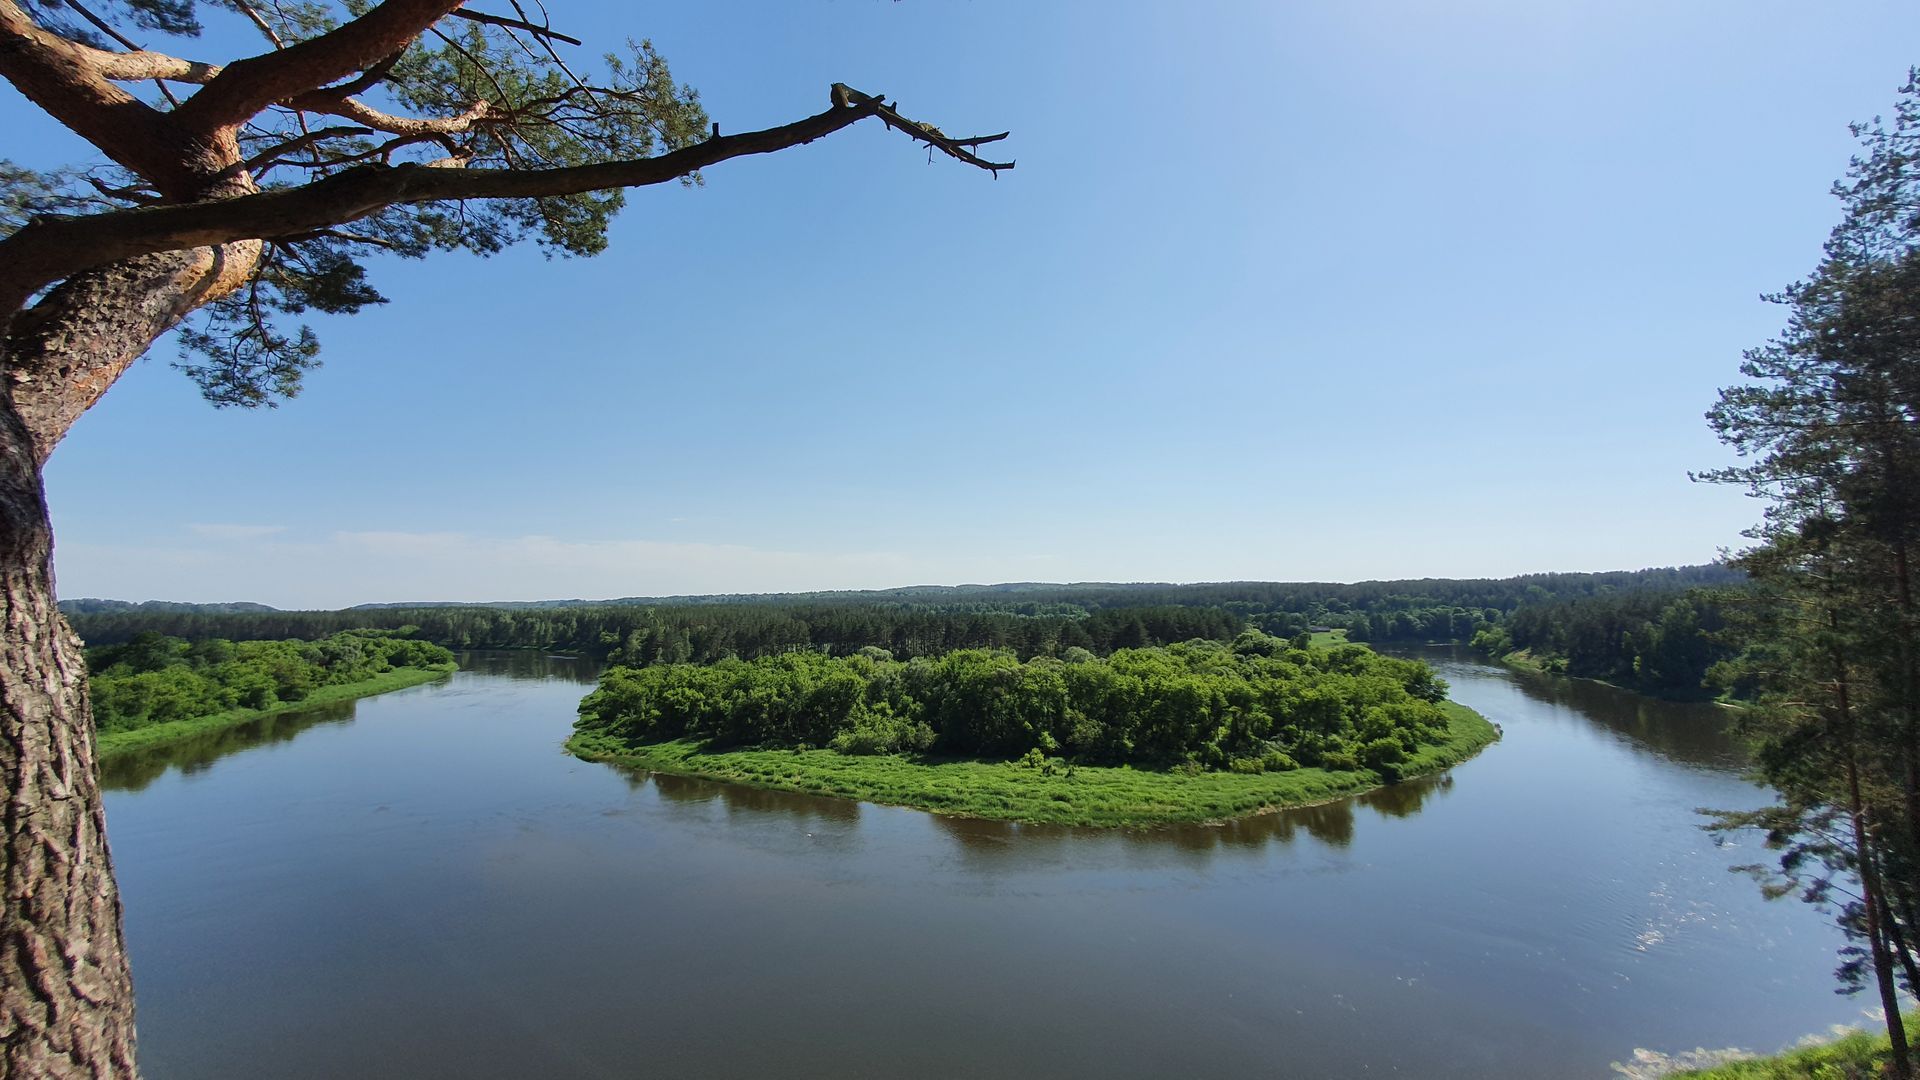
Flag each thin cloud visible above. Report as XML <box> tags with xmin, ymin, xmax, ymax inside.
<box><xmin>57</xmin><ymin>529</ymin><xmax>1028</xmax><ymax>609</ymax></box>
<box><xmin>185</xmin><ymin>523</ymin><xmax>289</xmax><ymax>542</ymax></box>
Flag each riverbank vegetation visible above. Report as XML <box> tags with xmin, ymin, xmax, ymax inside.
<box><xmin>569</xmin><ymin>632</ymin><xmax>1498</xmax><ymax>825</ymax></box>
<box><xmin>1665</xmin><ymin>1019</ymin><xmax>1914</xmax><ymax>1079</ymax></box>
<box><xmin>89</xmin><ymin>630</ymin><xmax>456</xmax><ymax>757</ymax></box>
<box><xmin>570</xmin><ymin>703</ymin><xmax>1493</xmax><ymax>827</ymax></box>
<box><xmin>1469</xmin><ymin>590</ymin><xmax>1742</xmax><ymax>701</ymax></box>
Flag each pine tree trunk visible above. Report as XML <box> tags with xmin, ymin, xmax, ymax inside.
<box><xmin>1836</xmin><ymin>652</ymin><xmax>1914</xmax><ymax>1080</ymax></box>
<box><xmin>0</xmin><ymin>243</ymin><xmax>257</xmax><ymax>1077</ymax></box>
<box><xmin>1853</xmin><ymin>796</ymin><xmax>1914</xmax><ymax>1080</ymax></box>
<box><xmin>1893</xmin><ymin>907</ymin><xmax>1920</xmax><ymax>1002</ymax></box>
<box><xmin>0</xmin><ymin>392</ymin><xmax>138</xmax><ymax>1078</ymax></box>
<box><xmin>1893</xmin><ymin>541</ymin><xmax>1920</xmax><ymax>867</ymax></box>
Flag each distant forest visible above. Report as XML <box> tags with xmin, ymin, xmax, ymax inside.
<box><xmin>89</xmin><ymin>630</ymin><xmax>455</xmax><ymax>735</ymax></box>
<box><xmin>63</xmin><ymin>566</ymin><xmax>1747</xmax><ymax>699</ymax></box>
<box><xmin>1470</xmin><ymin>590</ymin><xmax>1737</xmax><ymax>699</ymax></box>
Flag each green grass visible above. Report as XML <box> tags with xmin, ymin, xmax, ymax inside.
<box><xmin>95</xmin><ymin>663</ymin><xmax>456</xmax><ymax>759</ymax></box>
<box><xmin>1492</xmin><ymin>647</ymin><xmax>1552</xmax><ymax>675</ymax></box>
<box><xmin>1308</xmin><ymin>629</ymin><xmax>1350</xmax><ymax>647</ymax></box>
<box><xmin>1667</xmin><ymin>1018</ymin><xmax>1914</xmax><ymax>1078</ymax></box>
<box><xmin>567</xmin><ymin>701</ymin><xmax>1499</xmax><ymax>828</ymax></box>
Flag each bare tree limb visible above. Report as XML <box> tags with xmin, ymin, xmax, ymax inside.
<box><xmin>499</xmin><ymin>0</ymin><xmax>591</xmax><ymax>104</ymax></box>
<box><xmin>450</xmin><ymin>8</ymin><xmax>579</xmax><ymax>47</ymax></box>
<box><xmin>283</xmin><ymin>92</ymin><xmax>492</xmax><ymax>136</ymax></box>
<box><xmin>82</xmin><ymin>175</ymin><xmax>160</xmax><ymax>203</ymax></box>
<box><xmin>944</xmin><ymin>131</ymin><xmax>1010</xmax><ymax>149</ymax></box>
<box><xmin>834</xmin><ymin>85</ymin><xmax>1014</xmax><ymax>173</ymax></box>
<box><xmin>266</xmin><ymin>130</ymin><xmax>462</xmax><ymax>171</ymax></box>
<box><xmin>239</xmin><ymin>124</ymin><xmax>374</xmax><ymax>173</ymax></box>
<box><xmin>230</xmin><ymin>0</ymin><xmax>286</xmax><ymax>48</ymax></box>
<box><xmin>426</xmin><ymin>23</ymin><xmax>519</xmax><ymax>128</ymax></box>
<box><xmin>274</xmin><ymin>227</ymin><xmax>402</xmax><ymax>248</ymax></box>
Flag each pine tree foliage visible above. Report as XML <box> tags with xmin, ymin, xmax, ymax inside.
<box><xmin>4</xmin><ymin>0</ymin><xmax>709</xmax><ymax>404</ymax></box>
<box><xmin>1701</xmin><ymin>68</ymin><xmax>1920</xmax><ymax>1079</ymax></box>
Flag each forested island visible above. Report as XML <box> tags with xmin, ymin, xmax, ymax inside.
<box><xmin>569</xmin><ymin>632</ymin><xmax>1498</xmax><ymax>826</ymax></box>
<box><xmin>88</xmin><ymin>629</ymin><xmax>456</xmax><ymax>757</ymax></box>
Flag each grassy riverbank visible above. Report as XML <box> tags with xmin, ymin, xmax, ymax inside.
<box><xmin>568</xmin><ymin>700</ymin><xmax>1497</xmax><ymax>827</ymax></box>
<box><xmin>1487</xmin><ymin>647</ymin><xmax>1743</xmax><ymax>708</ymax></box>
<box><xmin>1491</xmin><ymin>647</ymin><xmax>1552</xmax><ymax>676</ymax></box>
<box><xmin>1669</xmin><ymin>1018</ymin><xmax>1911</xmax><ymax>1078</ymax></box>
<box><xmin>95</xmin><ymin>663</ymin><xmax>455</xmax><ymax>759</ymax></box>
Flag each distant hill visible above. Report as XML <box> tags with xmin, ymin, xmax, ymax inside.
<box><xmin>343</xmin><ymin>586</ymin><xmax>1072</xmax><ymax>610</ymax></box>
<box><xmin>83</xmin><ymin>566</ymin><xmax>1748</xmax><ymax>615</ymax></box>
<box><xmin>349</xmin><ymin>567</ymin><xmax>1747</xmax><ymax>611</ymax></box>
<box><xmin>59</xmin><ymin>599</ymin><xmax>281</xmax><ymax>615</ymax></box>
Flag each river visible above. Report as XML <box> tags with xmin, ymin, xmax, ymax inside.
<box><xmin>101</xmin><ymin>646</ymin><xmax>1864</xmax><ymax>1078</ymax></box>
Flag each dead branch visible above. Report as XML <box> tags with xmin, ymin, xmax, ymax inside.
<box><xmin>274</xmin><ymin>227</ymin><xmax>402</xmax><ymax>248</ymax></box>
<box><xmin>450</xmin><ymin>8</ymin><xmax>581</xmax><ymax>47</ymax></box>
<box><xmin>82</xmin><ymin>175</ymin><xmax>160</xmax><ymax>203</ymax></box>
<box><xmin>239</xmin><ymin>124</ymin><xmax>375</xmax><ymax>173</ymax></box>
<box><xmin>833</xmin><ymin>85</ymin><xmax>1013</xmax><ymax>172</ymax></box>
<box><xmin>268</xmin><ymin>130</ymin><xmax>463</xmax><ymax>171</ymax></box>
<box><xmin>230</xmin><ymin>0</ymin><xmax>285</xmax><ymax>48</ymax></box>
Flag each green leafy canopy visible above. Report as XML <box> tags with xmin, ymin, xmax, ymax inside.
<box><xmin>4</xmin><ymin>0</ymin><xmax>709</xmax><ymax>405</ymax></box>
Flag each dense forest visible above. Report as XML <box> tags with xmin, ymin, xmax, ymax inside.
<box><xmin>68</xmin><ymin>604</ymin><xmax>1246</xmax><ymax>663</ymax></box>
<box><xmin>65</xmin><ymin>566</ymin><xmax>1744</xmax><ymax>682</ymax></box>
<box><xmin>1469</xmin><ymin>590</ymin><xmax>1738</xmax><ymax>699</ymax></box>
<box><xmin>370</xmin><ymin>566</ymin><xmax>1740</xmax><ymax>615</ymax></box>
<box><xmin>575</xmin><ymin>632</ymin><xmax>1454</xmax><ymax>778</ymax></box>
<box><xmin>88</xmin><ymin>630</ymin><xmax>455</xmax><ymax>736</ymax></box>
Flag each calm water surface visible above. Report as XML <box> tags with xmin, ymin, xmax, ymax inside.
<box><xmin>104</xmin><ymin>647</ymin><xmax>1865</xmax><ymax>1078</ymax></box>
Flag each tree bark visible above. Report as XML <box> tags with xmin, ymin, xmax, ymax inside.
<box><xmin>0</xmin><ymin>390</ymin><xmax>138</xmax><ymax>1078</ymax></box>
<box><xmin>6</xmin><ymin>244</ymin><xmax>260</xmax><ymax>460</ymax></box>
<box><xmin>0</xmin><ymin>242</ymin><xmax>252</xmax><ymax>1077</ymax></box>
<box><xmin>1835</xmin><ymin>642</ymin><xmax>1914</xmax><ymax>1080</ymax></box>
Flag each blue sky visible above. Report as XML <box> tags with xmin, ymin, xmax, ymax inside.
<box><xmin>8</xmin><ymin>1</ymin><xmax>1918</xmax><ymax>607</ymax></box>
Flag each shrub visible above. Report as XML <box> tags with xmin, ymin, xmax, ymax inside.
<box><xmin>830</xmin><ymin>710</ymin><xmax>935</xmax><ymax>756</ymax></box>
<box><xmin>1321</xmin><ymin>748</ymin><xmax>1362</xmax><ymax>772</ymax></box>
<box><xmin>1259</xmin><ymin>750</ymin><xmax>1298</xmax><ymax>772</ymax></box>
